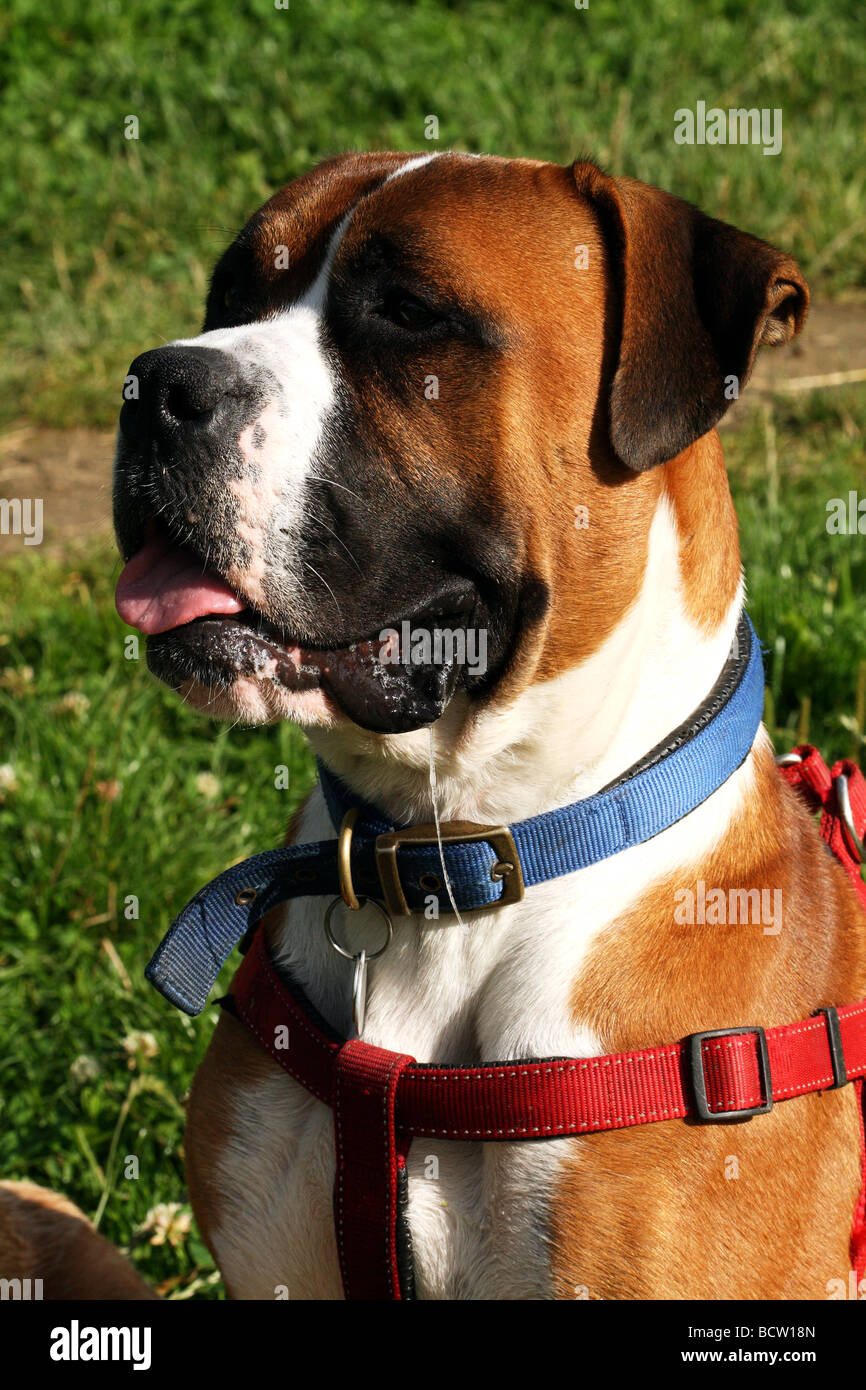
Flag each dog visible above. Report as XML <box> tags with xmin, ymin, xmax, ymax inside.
<box><xmin>0</xmin><ymin>1180</ymin><xmax>156</xmax><ymax>1299</ymax></box>
<box><xmin>113</xmin><ymin>151</ymin><xmax>866</xmax><ymax>1300</ymax></box>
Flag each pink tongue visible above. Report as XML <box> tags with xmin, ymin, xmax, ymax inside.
<box><xmin>115</xmin><ymin>533</ymin><xmax>246</xmax><ymax>635</ymax></box>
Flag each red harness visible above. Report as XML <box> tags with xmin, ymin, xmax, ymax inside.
<box><xmin>227</xmin><ymin>746</ymin><xmax>866</xmax><ymax>1300</ymax></box>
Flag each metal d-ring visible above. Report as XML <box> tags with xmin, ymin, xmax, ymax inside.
<box><xmin>324</xmin><ymin>895</ymin><xmax>393</xmax><ymax>961</ymax></box>
<box><xmin>337</xmin><ymin>807</ymin><xmax>361</xmax><ymax>910</ymax></box>
<box><xmin>835</xmin><ymin>771</ymin><xmax>866</xmax><ymax>863</ymax></box>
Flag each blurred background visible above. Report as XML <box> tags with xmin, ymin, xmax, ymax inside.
<box><xmin>1</xmin><ymin>0</ymin><xmax>864</xmax><ymax>1296</ymax></box>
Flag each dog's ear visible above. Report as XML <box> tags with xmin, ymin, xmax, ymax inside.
<box><xmin>572</xmin><ymin>161</ymin><xmax>809</xmax><ymax>471</ymax></box>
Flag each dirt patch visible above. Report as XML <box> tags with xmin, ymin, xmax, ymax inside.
<box><xmin>1</xmin><ymin>300</ymin><xmax>863</xmax><ymax>554</ymax></box>
<box><xmin>0</xmin><ymin>425</ymin><xmax>116</xmax><ymax>553</ymax></box>
<box><xmin>720</xmin><ymin>299</ymin><xmax>866</xmax><ymax>432</ymax></box>
<box><xmin>752</xmin><ymin>299</ymin><xmax>866</xmax><ymax>388</ymax></box>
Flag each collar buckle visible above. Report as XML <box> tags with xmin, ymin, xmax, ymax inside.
<box><xmin>374</xmin><ymin>822</ymin><xmax>525</xmax><ymax>917</ymax></box>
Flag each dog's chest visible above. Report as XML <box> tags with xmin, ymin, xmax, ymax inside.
<box><xmin>204</xmin><ymin>767</ymin><xmax>749</xmax><ymax>1300</ymax></box>
<box><xmin>203</xmin><ymin>785</ymin><xmax>628</xmax><ymax>1297</ymax></box>
<box><xmin>208</xmin><ymin>879</ymin><xmax>597</xmax><ymax>1299</ymax></box>
<box><xmin>213</xmin><ymin>1071</ymin><xmax>575</xmax><ymax>1300</ymax></box>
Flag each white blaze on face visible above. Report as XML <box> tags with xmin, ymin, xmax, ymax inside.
<box><xmin>166</xmin><ymin>230</ymin><xmax>346</xmax><ymax>612</ymax></box>
<box><xmin>226</xmin><ymin>404</ymin><xmax>301</xmax><ymax>606</ymax></box>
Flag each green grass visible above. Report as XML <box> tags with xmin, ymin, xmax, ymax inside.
<box><xmin>0</xmin><ymin>555</ymin><xmax>315</xmax><ymax>1296</ymax></box>
<box><xmin>728</xmin><ymin>388</ymin><xmax>866</xmax><ymax>755</ymax></box>
<box><xmin>2</xmin><ymin>0</ymin><xmax>865</xmax><ymax>431</ymax></box>
<box><xmin>2</xmin><ymin>388</ymin><xmax>865</xmax><ymax>1294</ymax></box>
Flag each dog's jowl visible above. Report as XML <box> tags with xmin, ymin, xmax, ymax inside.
<box><xmin>114</xmin><ymin>152</ymin><xmax>866</xmax><ymax>1300</ymax></box>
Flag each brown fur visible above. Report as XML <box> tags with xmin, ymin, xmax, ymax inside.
<box><xmin>0</xmin><ymin>1180</ymin><xmax>156</xmax><ymax>1299</ymax></box>
<box><xmin>662</xmin><ymin>432</ymin><xmax>742</xmax><ymax>633</ymax></box>
<box><xmin>553</xmin><ymin>747</ymin><xmax>866</xmax><ymax>1298</ymax></box>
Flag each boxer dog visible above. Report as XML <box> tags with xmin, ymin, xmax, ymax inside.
<box><xmin>113</xmin><ymin>152</ymin><xmax>866</xmax><ymax>1299</ymax></box>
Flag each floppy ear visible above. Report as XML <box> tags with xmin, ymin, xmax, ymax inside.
<box><xmin>572</xmin><ymin>161</ymin><xmax>809</xmax><ymax>471</ymax></box>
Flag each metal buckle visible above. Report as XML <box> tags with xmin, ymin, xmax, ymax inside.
<box><xmin>687</xmin><ymin>1026</ymin><xmax>773</xmax><ymax>1123</ymax></box>
<box><xmin>375</xmin><ymin>822</ymin><xmax>525</xmax><ymax>918</ymax></box>
<box><xmin>835</xmin><ymin>771</ymin><xmax>865</xmax><ymax>863</ymax></box>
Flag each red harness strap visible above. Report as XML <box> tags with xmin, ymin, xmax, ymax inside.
<box><xmin>777</xmin><ymin>746</ymin><xmax>866</xmax><ymax>1281</ymax></box>
<box><xmin>333</xmin><ymin>1041</ymin><xmax>414</xmax><ymax>1300</ymax></box>
<box><xmin>778</xmin><ymin>745</ymin><xmax>866</xmax><ymax>907</ymax></box>
<box><xmin>231</xmin><ymin>931</ymin><xmax>866</xmax><ymax>1298</ymax></box>
<box><xmin>228</xmin><ymin>748</ymin><xmax>866</xmax><ymax>1299</ymax></box>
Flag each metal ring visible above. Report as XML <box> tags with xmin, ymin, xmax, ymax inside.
<box><xmin>835</xmin><ymin>772</ymin><xmax>865</xmax><ymax>863</ymax></box>
<box><xmin>337</xmin><ymin>807</ymin><xmax>361</xmax><ymax>910</ymax></box>
<box><xmin>775</xmin><ymin>752</ymin><xmax>803</xmax><ymax>767</ymax></box>
<box><xmin>234</xmin><ymin>887</ymin><xmax>258</xmax><ymax>906</ymax></box>
<box><xmin>324</xmin><ymin>895</ymin><xmax>393</xmax><ymax>962</ymax></box>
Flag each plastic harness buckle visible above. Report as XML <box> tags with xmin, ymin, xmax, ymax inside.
<box><xmin>688</xmin><ymin>1025</ymin><xmax>774</xmax><ymax>1122</ymax></box>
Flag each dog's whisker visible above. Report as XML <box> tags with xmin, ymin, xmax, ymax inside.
<box><xmin>301</xmin><ymin>559</ymin><xmax>343</xmax><ymax>624</ymax></box>
<box><xmin>306</xmin><ymin>473</ymin><xmax>364</xmax><ymax>505</ymax></box>
<box><xmin>305</xmin><ymin>507</ymin><xmax>363</xmax><ymax>574</ymax></box>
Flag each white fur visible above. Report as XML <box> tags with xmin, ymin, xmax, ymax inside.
<box><xmin>167</xmin><ymin>233</ymin><xmax>341</xmax><ymax>623</ymax></box>
<box><xmin>384</xmin><ymin>152</ymin><xmax>440</xmax><ymax>182</ymax></box>
<box><xmin>205</xmin><ymin>499</ymin><xmax>757</xmax><ymax>1299</ymax></box>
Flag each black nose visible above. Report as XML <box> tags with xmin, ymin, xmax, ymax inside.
<box><xmin>119</xmin><ymin>345</ymin><xmax>240</xmax><ymax>445</ymax></box>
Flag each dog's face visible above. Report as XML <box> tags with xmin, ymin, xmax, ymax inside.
<box><xmin>114</xmin><ymin>152</ymin><xmax>807</xmax><ymax>735</ymax></box>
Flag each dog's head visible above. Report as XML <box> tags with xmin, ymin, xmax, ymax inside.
<box><xmin>114</xmin><ymin>152</ymin><xmax>806</xmax><ymax>736</ymax></box>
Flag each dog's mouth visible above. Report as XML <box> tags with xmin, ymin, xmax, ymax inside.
<box><xmin>115</xmin><ymin>526</ymin><xmax>480</xmax><ymax>733</ymax></box>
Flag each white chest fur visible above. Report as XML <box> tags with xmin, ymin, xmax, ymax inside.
<box><xmin>206</xmin><ymin>745</ymin><xmax>756</xmax><ymax>1300</ymax></box>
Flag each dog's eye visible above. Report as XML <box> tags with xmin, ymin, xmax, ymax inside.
<box><xmin>222</xmin><ymin>282</ymin><xmax>240</xmax><ymax>314</ymax></box>
<box><xmin>379</xmin><ymin>289</ymin><xmax>441</xmax><ymax>331</ymax></box>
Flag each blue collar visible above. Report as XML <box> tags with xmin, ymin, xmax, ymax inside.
<box><xmin>146</xmin><ymin>612</ymin><xmax>763</xmax><ymax>1016</ymax></box>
